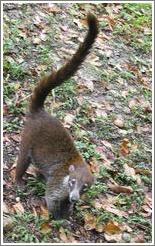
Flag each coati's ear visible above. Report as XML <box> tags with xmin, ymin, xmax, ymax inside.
<box><xmin>69</xmin><ymin>165</ymin><xmax>75</xmax><ymax>173</ymax></box>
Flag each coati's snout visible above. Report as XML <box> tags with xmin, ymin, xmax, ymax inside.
<box><xmin>67</xmin><ymin>164</ymin><xmax>94</xmax><ymax>203</ymax></box>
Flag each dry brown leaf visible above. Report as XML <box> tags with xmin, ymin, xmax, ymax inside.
<box><xmin>59</xmin><ymin>227</ymin><xmax>68</xmax><ymax>243</ymax></box>
<box><xmin>10</xmin><ymin>168</ymin><xmax>16</xmax><ymax>182</ymax></box>
<box><xmin>95</xmin><ymin>223</ymin><xmax>104</xmax><ymax>233</ymax></box>
<box><xmin>84</xmin><ymin>213</ymin><xmax>97</xmax><ymax>230</ymax></box>
<box><xmin>102</xmin><ymin>205</ymin><xmax>128</xmax><ymax>218</ymax></box>
<box><xmin>26</xmin><ymin>165</ymin><xmax>39</xmax><ymax>177</ymax></box>
<box><xmin>135</xmin><ymin>168</ymin><xmax>151</xmax><ymax>176</ymax></box>
<box><xmin>12</xmin><ymin>202</ymin><xmax>24</xmax><ymax>214</ymax></box>
<box><xmin>77</xmin><ymin>80</ymin><xmax>94</xmax><ymax>92</ymax></box>
<box><xmin>40</xmin><ymin>205</ymin><xmax>49</xmax><ymax>220</ymax></box>
<box><xmin>104</xmin><ymin>232</ymin><xmax>122</xmax><ymax>242</ymax></box>
<box><xmin>108</xmin><ymin>183</ymin><xmax>133</xmax><ymax>194</ymax></box>
<box><xmin>94</xmin><ymin>200</ymin><xmax>103</xmax><ymax>210</ymax></box>
<box><xmin>46</xmin><ymin>4</ymin><xmax>62</xmax><ymax>14</ymax></box>
<box><xmin>143</xmin><ymin>101</ymin><xmax>152</xmax><ymax>113</ymax></box>
<box><xmin>103</xmin><ymin>158</ymin><xmax>113</xmax><ymax>170</ymax></box>
<box><xmin>124</xmin><ymin>164</ymin><xmax>142</xmax><ymax>185</ymax></box>
<box><xmin>33</xmin><ymin>37</ymin><xmax>41</xmax><ymax>45</ymax></box>
<box><xmin>119</xmin><ymin>138</ymin><xmax>130</xmax><ymax>156</ymax></box>
<box><xmin>104</xmin><ymin>221</ymin><xmax>122</xmax><ymax>234</ymax></box>
<box><xmin>89</xmin><ymin>159</ymin><xmax>100</xmax><ymax>174</ymax></box>
<box><xmin>40</xmin><ymin>222</ymin><xmax>52</xmax><ymax>234</ymax></box>
<box><xmin>121</xmin><ymin>90</ymin><xmax>129</xmax><ymax>97</ymax></box>
<box><xmin>96</xmin><ymin>108</ymin><xmax>107</xmax><ymax>117</ymax></box>
<box><xmin>120</xmin><ymin>223</ymin><xmax>132</xmax><ymax>233</ymax></box>
<box><xmin>10</xmin><ymin>134</ymin><xmax>21</xmax><ymax>143</ymax></box>
<box><xmin>140</xmin><ymin>204</ymin><xmax>152</xmax><ymax>217</ymax></box>
<box><xmin>132</xmin><ymin>233</ymin><xmax>145</xmax><ymax>243</ymax></box>
<box><xmin>101</xmin><ymin>140</ymin><xmax>113</xmax><ymax>150</ymax></box>
<box><xmin>114</xmin><ymin>117</ymin><xmax>124</xmax><ymax>128</ymax></box>
<box><xmin>144</xmin><ymin>194</ymin><xmax>152</xmax><ymax>208</ymax></box>
<box><xmin>124</xmin><ymin>164</ymin><xmax>135</xmax><ymax>177</ymax></box>
<box><xmin>128</xmin><ymin>99</ymin><xmax>138</xmax><ymax>109</ymax></box>
<box><xmin>52</xmin><ymin>101</ymin><xmax>64</xmax><ymax>109</ymax></box>
<box><xmin>63</xmin><ymin>113</ymin><xmax>75</xmax><ymax>128</ymax></box>
<box><xmin>32</xmin><ymin>206</ymin><xmax>38</xmax><ymax>217</ymax></box>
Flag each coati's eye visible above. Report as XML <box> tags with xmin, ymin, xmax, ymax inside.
<box><xmin>69</xmin><ymin>179</ymin><xmax>76</xmax><ymax>187</ymax></box>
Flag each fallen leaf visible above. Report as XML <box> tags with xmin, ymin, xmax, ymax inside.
<box><xmin>40</xmin><ymin>205</ymin><xmax>49</xmax><ymax>220</ymax></box>
<box><xmin>26</xmin><ymin>165</ymin><xmax>39</xmax><ymax>177</ymax></box>
<box><xmin>12</xmin><ymin>202</ymin><xmax>24</xmax><ymax>214</ymax></box>
<box><xmin>108</xmin><ymin>183</ymin><xmax>133</xmax><ymax>194</ymax></box>
<box><xmin>144</xmin><ymin>193</ymin><xmax>152</xmax><ymax>208</ymax></box>
<box><xmin>101</xmin><ymin>140</ymin><xmax>113</xmax><ymax>150</ymax></box>
<box><xmin>59</xmin><ymin>227</ymin><xmax>68</xmax><ymax>242</ymax></box>
<box><xmin>10</xmin><ymin>134</ymin><xmax>20</xmax><ymax>143</ymax></box>
<box><xmin>135</xmin><ymin>168</ymin><xmax>151</xmax><ymax>176</ymax></box>
<box><xmin>102</xmin><ymin>205</ymin><xmax>128</xmax><ymax>218</ymax></box>
<box><xmin>33</xmin><ymin>37</ymin><xmax>41</xmax><ymax>44</ymax></box>
<box><xmin>96</xmin><ymin>108</ymin><xmax>107</xmax><ymax>117</ymax></box>
<box><xmin>10</xmin><ymin>168</ymin><xmax>16</xmax><ymax>182</ymax></box>
<box><xmin>94</xmin><ymin>200</ymin><xmax>103</xmax><ymax>210</ymax></box>
<box><xmin>45</xmin><ymin>4</ymin><xmax>62</xmax><ymax>14</ymax></box>
<box><xmin>132</xmin><ymin>233</ymin><xmax>145</xmax><ymax>243</ymax></box>
<box><xmin>120</xmin><ymin>223</ymin><xmax>132</xmax><ymax>233</ymax></box>
<box><xmin>40</xmin><ymin>222</ymin><xmax>52</xmax><ymax>234</ymax></box>
<box><xmin>52</xmin><ymin>101</ymin><xmax>64</xmax><ymax>109</ymax></box>
<box><xmin>84</xmin><ymin>213</ymin><xmax>97</xmax><ymax>230</ymax></box>
<box><xmin>119</xmin><ymin>138</ymin><xmax>130</xmax><ymax>156</ymax></box>
<box><xmin>114</xmin><ymin>117</ymin><xmax>124</xmax><ymax>128</ymax></box>
<box><xmin>124</xmin><ymin>164</ymin><xmax>135</xmax><ymax>177</ymax></box>
<box><xmin>63</xmin><ymin>113</ymin><xmax>75</xmax><ymax>128</ymax></box>
<box><xmin>95</xmin><ymin>223</ymin><xmax>104</xmax><ymax>233</ymax></box>
<box><xmin>141</xmin><ymin>205</ymin><xmax>152</xmax><ymax>217</ymax></box>
<box><xmin>128</xmin><ymin>99</ymin><xmax>138</xmax><ymax>109</ymax></box>
<box><xmin>104</xmin><ymin>232</ymin><xmax>122</xmax><ymax>242</ymax></box>
<box><xmin>3</xmin><ymin>105</ymin><xmax>9</xmax><ymax>116</ymax></box>
<box><xmin>143</xmin><ymin>101</ymin><xmax>152</xmax><ymax>113</ymax></box>
<box><xmin>40</xmin><ymin>32</ymin><xmax>47</xmax><ymax>41</ymax></box>
<box><xmin>77</xmin><ymin>80</ymin><xmax>94</xmax><ymax>92</ymax></box>
<box><xmin>89</xmin><ymin>159</ymin><xmax>100</xmax><ymax>174</ymax></box>
<box><xmin>104</xmin><ymin>221</ymin><xmax>121</xmax><ymax>234</ymax></box>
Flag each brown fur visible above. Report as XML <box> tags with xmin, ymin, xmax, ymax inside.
<box><xmin>16</xmin><ymin>14</ymin><xmax>99</xmax><ymax>219</ymax></box>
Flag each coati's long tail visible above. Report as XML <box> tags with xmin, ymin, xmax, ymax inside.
<box><xmin>29</xmin><ymin>14</ymin><xmax>99</xmax><ymax>113</ymax></box>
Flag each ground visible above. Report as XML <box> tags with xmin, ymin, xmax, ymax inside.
<box><xmin>3</xmin><ymin>2</ymin><xmax>152</xmax><ymax>244</ymax></box>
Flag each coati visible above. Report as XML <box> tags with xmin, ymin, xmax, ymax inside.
<box><xmin>16</xmin><ymin>14</ymin><xmax>99</xmax><ymax>219</ymax></box>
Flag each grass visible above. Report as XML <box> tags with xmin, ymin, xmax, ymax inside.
<box><xmin>113</xmin><ymin>3</ymin><xmax>152</xmax><ymax>54</ymax></box>
<box><xmin>27</xmin><ymin>177</ymin><xmax>46</xmax><ymax>197</ymax></box>
<box><xmin>9</xmin><ymin>213</ymin><xmax>41</xmax><ymax>243</ymax></box>
<box><xmin>75</xmin><ymin>140</ymin><xmax>101</xmax><ymax>160</ymax></box>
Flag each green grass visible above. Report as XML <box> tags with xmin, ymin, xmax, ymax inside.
<box><xmin>27</xmin><ymin>177</ymin><xmax>46</xmax><ymax>197</ymax></box>
<box><xmin>9</xmin><ymin>213</ymin><xmax>41</xmax><ymax>243</ymax></box>
<box><xmin>113</xmin><ymin>3</ymin><xmax>152</xmax><ymax>53</ymax></box>
<box><xmin>75</xmin><ymin>140</ymin><xmax>101</xmax><ymax>160</ymax></box>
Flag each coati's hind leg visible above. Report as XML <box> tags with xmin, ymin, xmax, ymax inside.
<box><xmin>16</xmin><ymin>144</ymin><xmax>31</xmax><ymax>184</ymax></box>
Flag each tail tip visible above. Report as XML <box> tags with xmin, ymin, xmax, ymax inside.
<box><xmin>87</xmin><ymin>13</ymin><xmax>98</xmax><ymax>27</ymax></box>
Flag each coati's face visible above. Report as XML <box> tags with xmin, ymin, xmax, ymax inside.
<box><xmin>66</xmin><ymin>164</ymin><xmax>94</xmax><ymax>203</ymax></box>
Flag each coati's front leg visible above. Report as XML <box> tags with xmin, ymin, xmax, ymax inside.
<box><xmin>16</xmin><ymin>143</ymin><xmax>31</xmax><ymax>184</ymax></box>
<box><xmin>45</xmin><ymin>184</ymin><xmax>71</xmax><ymax>219</ymax></box>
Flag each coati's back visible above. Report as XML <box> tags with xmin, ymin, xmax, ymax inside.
<box><xmin>23</xmin><ymin>111</ymin><xmax>79</xmax><ymax>175</ymax></box>
<box><xmin>16</xmin><ymin>14</ymin><xmax>99</xmax><ymax>219</ymax></box>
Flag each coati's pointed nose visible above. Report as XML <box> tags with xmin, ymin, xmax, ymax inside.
<box><xmin>70</xmin><ymin>194</ymin><xmax>79</xmax><ymax>203</ymax></box>
<box><xmin>70</xmin><ymin>197</ymin><xmax>78</xmax><ymax>203</ymax></box>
